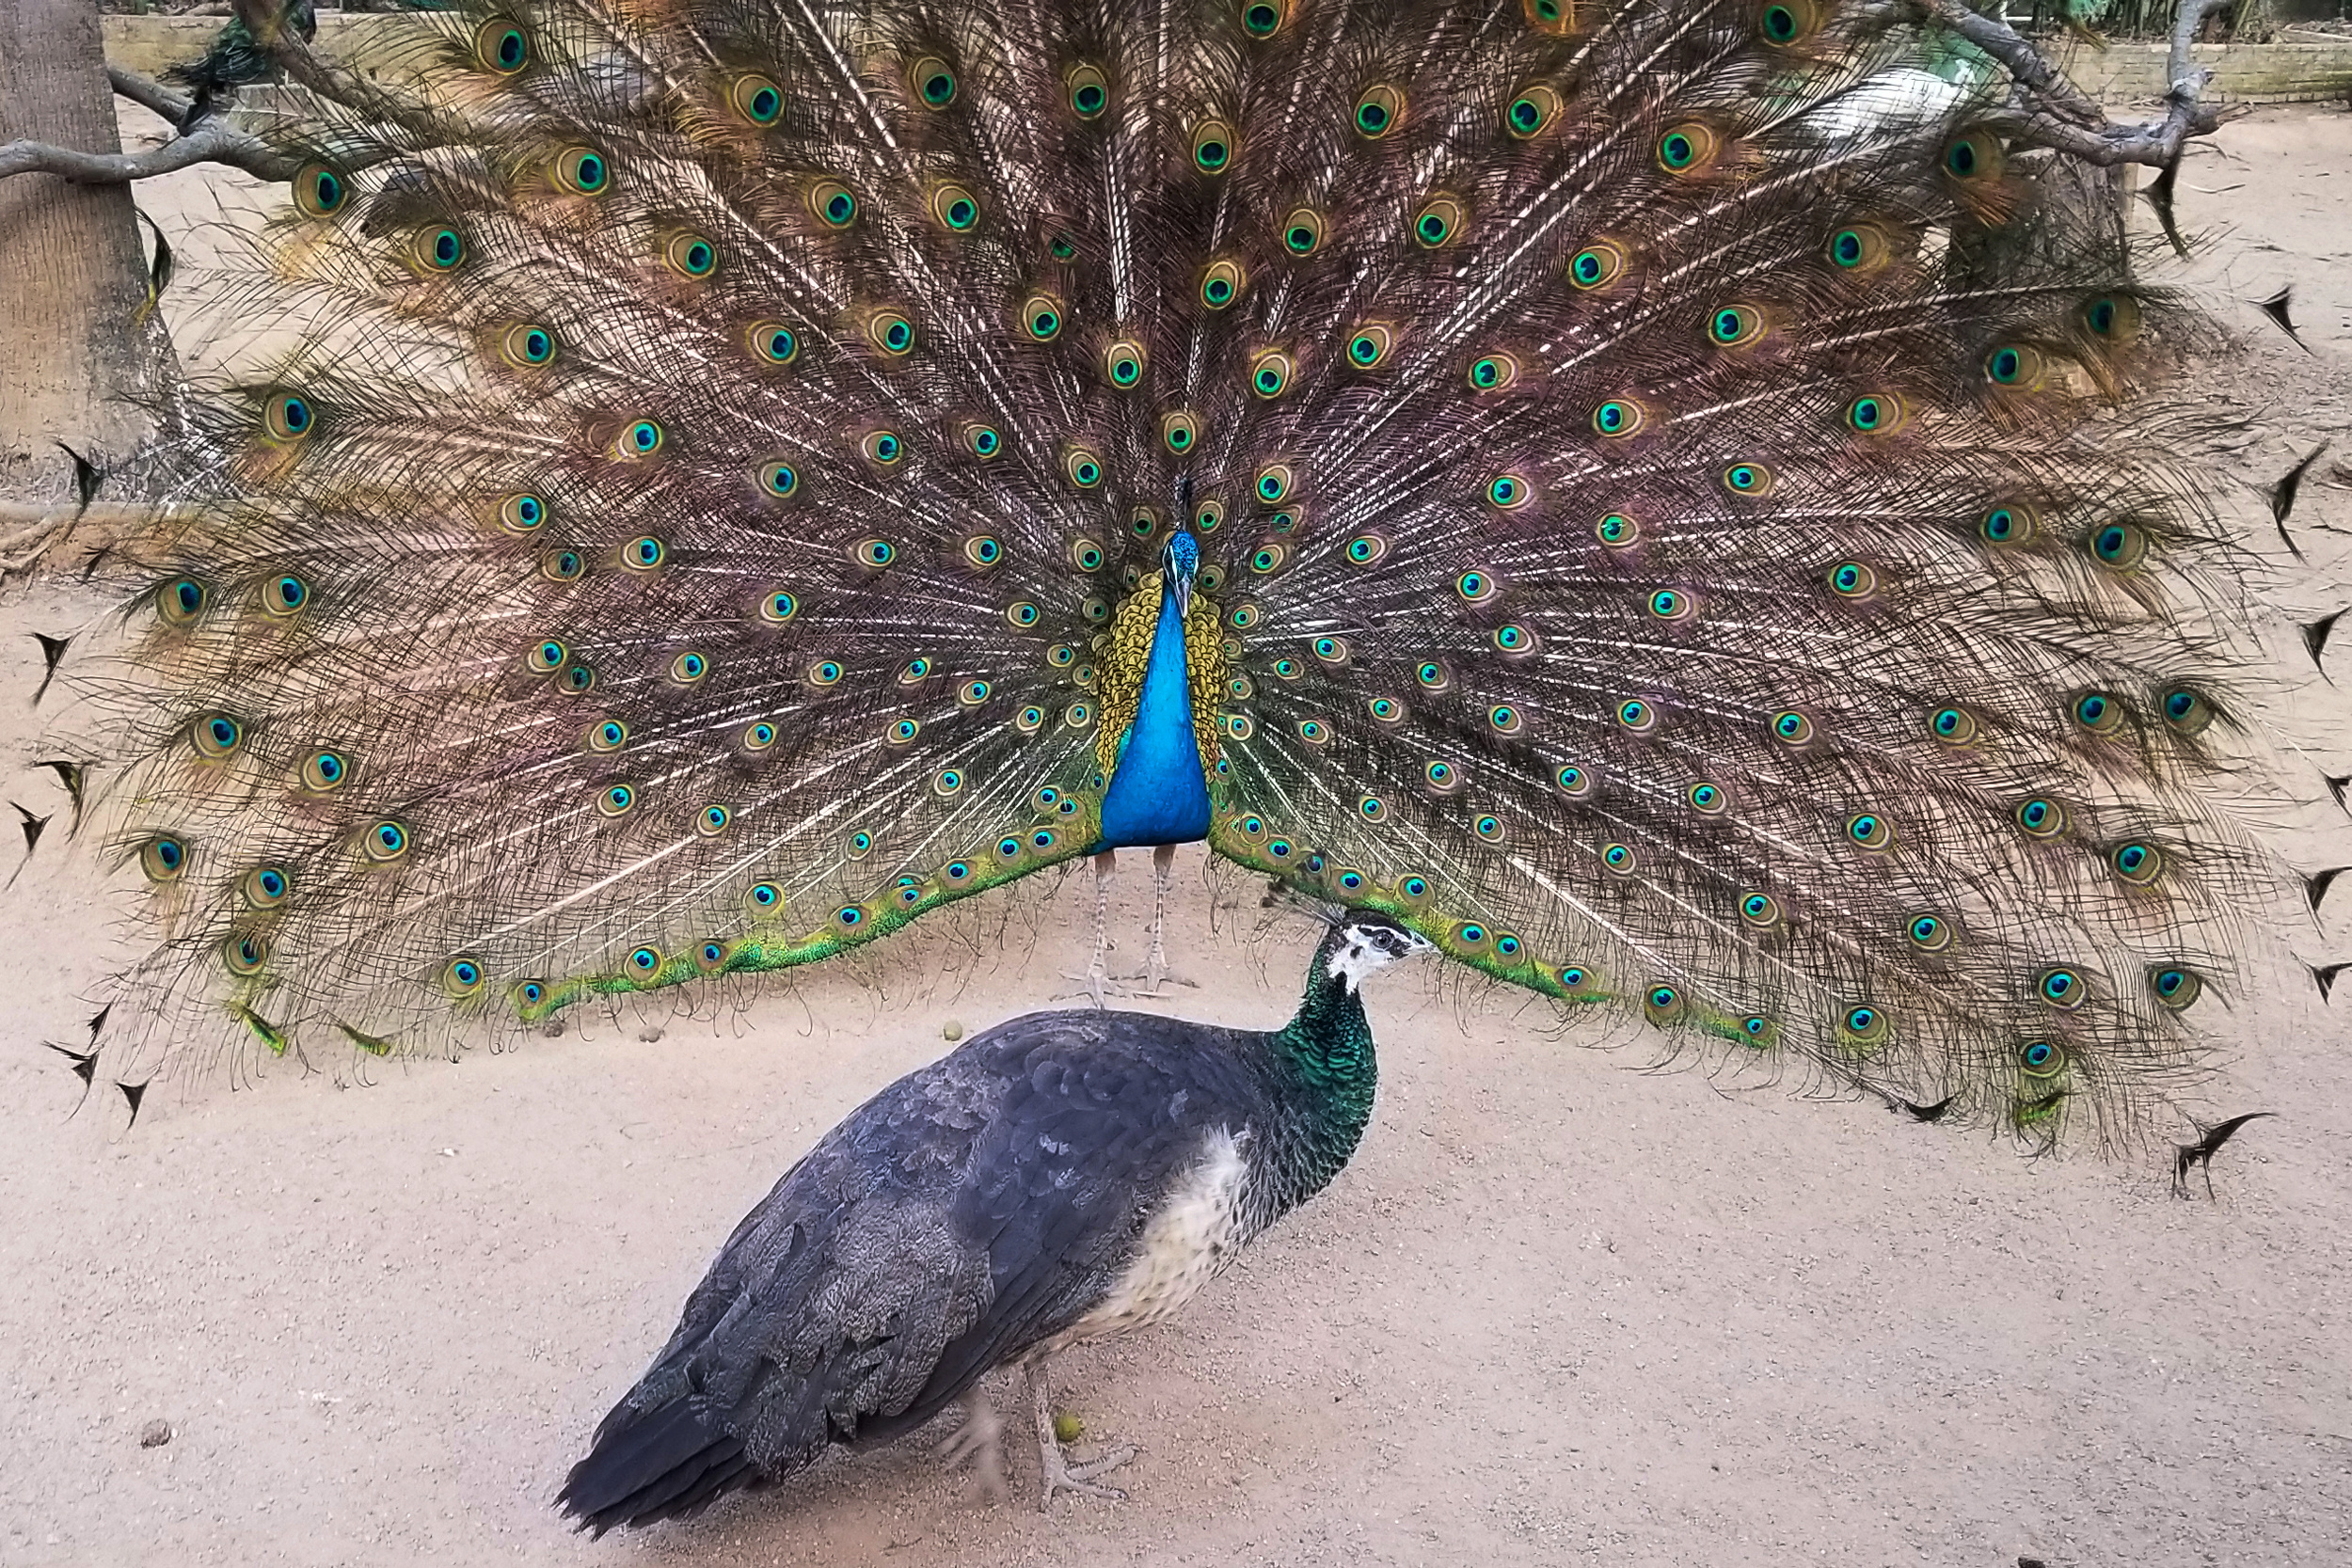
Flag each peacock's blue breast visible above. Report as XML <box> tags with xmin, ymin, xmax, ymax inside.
<box><xmin>1094</xmin><ymin>591</ymin><xmax>1213</xmax><ymax>849</ymax></box>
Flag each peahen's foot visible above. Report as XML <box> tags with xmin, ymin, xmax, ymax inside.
<box><xmin>1029</xmin><ymin>1361</ymin><xmax>1136</xmax><ymax>1510</ymax></box>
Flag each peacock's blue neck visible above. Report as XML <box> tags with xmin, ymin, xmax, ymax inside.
<box><xmin>1093</xmin><ymin>587</ymin><xmax>1212</xmax><ymax>850</ymax></box>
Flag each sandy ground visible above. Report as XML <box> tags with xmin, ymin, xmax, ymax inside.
<box><xmin>4</xmin><ymin>103</ymin><xmax>2351</xmax><ymax>1568</ymax></box>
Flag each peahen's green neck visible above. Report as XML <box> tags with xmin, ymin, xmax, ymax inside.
<box><xmin>1262</xmin><ymin>936</ymin><xmax>1381</xmax><ymax>1209</ymax></box>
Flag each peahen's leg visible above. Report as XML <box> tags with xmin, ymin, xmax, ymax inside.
<box><xmin>933</xmin><ymin>1397</ymin><xmax>1009</xmax><ymax>1503</ymax></box>
<box><xmin>1027</xmin><ymin>1356</ymin><xmax>1136</xmax><ymax>1510</ymax></box>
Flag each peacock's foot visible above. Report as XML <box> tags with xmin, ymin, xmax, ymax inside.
<box><xmin>1109</xmin><ymin>964</ymin><xmax>1198</xmax><ymax>997</ymax></box>
<box><xmin>1038</xmin><ymin>1434</ymin><xmax>1138</xmax><ymax>1510</ymax></box>
<box><xmin>935</xmin><ymin>1399</ymin><xmax>1009</xmax><ymax>1504</ymax></box>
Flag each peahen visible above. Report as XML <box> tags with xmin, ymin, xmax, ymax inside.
<box><xmin>557</xmin><ymin>907</ymin><xmax>1431</xmax><ymax>1528</ymax></box>
<box><xmin>49</xmin><ymin>0</ymin><xmax>2262</xmax><ymax>1143</ymax></box>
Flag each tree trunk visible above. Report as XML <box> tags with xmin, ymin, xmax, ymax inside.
<box><xmin>0</xmin><ymin>0</ymin><xmax>176</xmax><ymax>515</ymax></box>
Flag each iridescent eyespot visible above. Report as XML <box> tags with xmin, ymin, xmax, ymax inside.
<box><xmin>1007</xmin><ymin>601</ymin><xmax>1041</xmax><ymax>628</ymax></box>
<box><xmin>933</xmin><ymin>768</ymin><xmax>964</xmax><ymax>798</ymax></box>
<box><xmin>1844</xmin><ymin>393</ymin><xmax>1901</xmax><ymax>435</ymax></box>
<box><xmin>1771</xmin><ymin>709</ymin><xmax>1813</xmax><ymax>745</ymax></box>
<box><xmin>671</xmin><ymin>651</ymin><xmax>707</xmax><ymax>684</ymax></box>
<box><xmin>1255</xmin><ymin>464</ymin><xmax>1295</xmax><ymax>502</ymax></box>
<box><xmin>761</xmin><ymin>590</ymin><xmax>798</xmax><ymax>623</ymax></box>
<box><xmin>731</xmin><ymin>73</ymin><xmax>784</xmax><ymax>125</ymax></box>
<box><xmin>847</xmin><ymin>830</ymin><xmax>875</xmax><ymax>859</ymax></box>
<box><xmin>598</xmin><ymin>783</ymin><xmax>638</xmax><ymax>816</ymax></box>
<box><xmin>624</xmin><ymin>535</ymin><xmax>665</xmax><ymax>571</ymax></box>
<box><xmin>2036</xmin><ymin>968</ymin><xmax>2086</xmax><ymax>1009</ymax></box>
<box><xmin>1279</xmin><ymin>207</ymin><xmax>1326</xmax><ymax>257</ymax></box>
<box><xmin>1486</xmin><ymin>474</ymin><xmax>1531</xmax><ymax>510</ymax></box>
<box><xmin>1200</xmin><ymin>258</ymin><xmax>1246</xmax><ymax>309</ymax></box>
<box><xmin>1423</xmin><ymin>760</ymin><xmax>1458</xmax><ymax>792</ymax></box>
<box><xmin>664</xmin><ymin>232</ymin><xmax>718</xmax><ymax>278</ymax></box>
<box><xmin>1191</xmin><ymin>117</ymin><xmax>1235</xmax><ymax>174</ymax></box>
<box><xmin>192</xmin><ymin>713</ymin><xmax>244</xmax><ymax>760</ymax></box>
<box><xmin>2160</xmin><ymin>688</ymin><xmax>2214</xmax><ymax>736</ymax></box>
<box><xmin>1358</xmin><ymin>796</ymin><xmax>1388</xmax><ymax>822</ymax></box>
<box><xmin>866</xmin><ymin>312</ymin><xmax>914</xmax><ymax>357</ymax></box>
<box><xmin>1020</xmin><ymin>293</ymin><xmax>1064</xmax><ymax>341</ymax></box>
<box><xmin>1505</xmin><ymin>84</ymin><xmax>1561</xmax><ymax>138</ymax></box>
<box><xmin>755</xmin><ymin>459</ymin><xmax>801</xmax><ymax>499</ymax></box>
<box><xmin>222</xmin><ymin>932</ymin><xmax>270</xmax><ymax>976</ymax></box>
<box><xmin>697</xmin><ymin>804</ymin><xmax>731</xmax><ymax>836</ymax></box>
<box><xmin>1488</xmin><ymin>704</ymin><xmax>1523</xmax><ymax>735</ymax></box>
<box><xmin>1827</xmin><ymin>220</ymin><xmax>1888</xmax><ymax>270</ymax></box>
<box><xmin>2089</xmin><ymin>521</ymin><xmax>2148</xmax><ymax>570</ymax></box>
<box><xmin>1066</xmin><ymin>62</ymin><xmax>1108</xmax><ymax>119</ymax></box>
<box><xmin>2073</xmin><ymin>691</ymin><xmax>2122</xmax><ymax>733</ymax></box>
<box><xmin>1345</xmin><ymin>534</ymin><xmax>1388</xmax><ymax>567</ymax></box>
<box><xmin>693</xmin><ymin>939</ymin><xmax>733</xmax><ymax>974</ymax></box>
<box><xmin>2014</xmin><ymin>796</ymin><xmax>2068</xmax><ymax>838</ymax></box>
<box><xmin>1411</xmin><ymin>196</ymin><xmax>1464</xmax><ymax>248</ymax></box>
<box><xmin>1066</xmin><ymin>449</ymin><xmax>1104</xmax><ymax>489</ymax></box>
<box><xmin>1369</xmin><ymin>696</ymin><xmax>1402</xmax><ymax>721</ymax></box>
<box><xmin>1646</xmin><ymin>588</ymin><xmax>1690</xmax><ymax>620</ymax></box>
<box><xmin>1739</xmin><ymin>892</ymin><xmax>1779</xmax><ymax>928</ymax></box>
<box><xmin>245</xmin><ymin>865</ymin><xmax>291</xmax><ymax>909</ymax></box>
<box><xmin>1657</xmin><ymin>123</ymin><xmax>1716</xmax><ymax>172</ymax></box>
<box><xmin>1828</xmin><ymin>561</ymin><xmax>1877</xmax><ymax>597</ymax></box>
<box><xmin>262</xmin><ymin>574</ymin><xmax>310</xmax><ymax>615</ymax></box>
<box><xmin>301</xmin><ymin>749</ymin><xmax>350</xmax><ymax>792</ymax></box>
<box><xmin>2019</xmin><ymin>1039</ymin><xmax>2064</xmax><ymax>1078</ymax></box>
<box><xmin>1230</xmin><ymin>603</ymin><xmax>1261</xmax><ymax>630</ymax></box>
<box><xmin>554</xmin><ymin>145</ymin><xmax>606</xmax><ymax>195</ymax></box>
<box><xmin>743</xmin><ymin>721</ymin><xmax>779</xmax><ymax>750</ymax></box>
<box><xmin>1984</xmin><ymin>344</ymin><xmax>2044</xmax><ymax>388</ymax></box>
<box><xmin>1468</xmin><ymin>353</ymin><xmax>1519</xmax><ymax>391</ymax></box>
<box><xmin>2110</xmin><ymin>842</ymin><xmax>2164</xmax><ymax>886</ymax></box>
<box><xmin>1567</xmin><ymin>241</ymin><xmax>1626</xmax><ymax>291</ymax></box>
<box><xmin>1645</xmin><ymin>984</ymin><xmax>1685</xmax><ymax>1022</ymax></box>
<box><xmin>140</xmin><ymin>835</ymin><xmax>187</xmax><ymax>882</ymax></box>
<box><xmin>1353</xmin><ymin>84</ymin><xmax>1403</xmax><ymax>138</ymax></box>
<box><xmin>747</xmin><ymin>881</ymin><xmax>783</xmax><ymax>911</ymax></box>
<box><xmin>589</xmin><ymin>719</ymin><xmax>628</xmax><ymax>752</ymax></box>
<box><xmin>1840</xmin><ymin>1005</ymin><xmax>1890</xmax><ymax>1045</ymax></box>
<box><xmin>898</xmin><ymin>657</ymin><xmax>935</xmax><ymax>685</ymax></box>
<box><xmin>1907</xmin><ymin>912</ymin><xmax>1954</xmax><ymax>952</ymax></box>
<box><xmin>1930</xmin><ymin>706</ymin><xmax>1977</xmax><ymax>744</ymax></box>
<box><xmin>910</xmin><ymin>55</ymin><xmax>957</xmax><ymax>108</ymax></box>
<box><xmin>1722</xmin><ymin>463</ymin><xmax>1772</xmax><ymax>495</ymax></box>
<box><xmin>294</xmin><ymin>161</ymin><xmax>347</xmax><ymax>217</ymax></box>
<box><xmin>749</xmin><ymin>322</ymin><xmax>798</xmax><ymax>365</ymax></box>
<box><xmin>1251</xmin><ymin>545</ymin><xmax>1289</xmax><ymax>575</ymax></box>
<box><xmin>1347</xmin><ymin>325</ymin><xmax>1394</xmax><ymax>367</ymax></box>
<box><xmin>1493</xmin><ymin>623</ymin><xmax>1535</xmax><ymax>654</ymax></box>
<box><xmin>1477</xmin><ymin>817</ymin><xmax>1507</xmax><ymax>846</ymax></box>
<box><xmin>560</xmin><ymin>661</ymin><xmax>595</xmax><ymax>692</ymax></box>
<box><xmin>1942</xmin><ymin>131</ymin><xmax>2003</xmax><ymax>182</ymax></box>
<box><xmin>616</xmin><ymin>419</ymin><xmax>663</xmax><ymax>458</ymax></box>
<box><xmin>364</xmin><ymin>819</ymin><xmax>411</xmax><ymax>862</ymax></box>
<box><xmin>1686</xmin><ymin>781</ymin><xmax>1725</xmax><ymax>814</ymax></box>
<box><xmin>1979</xmin><ymin>502</ymin><xmax>2037</xmax><ymax>546</ymax></box>
<box><xmin>1223</xmin><ymin>712</ymin><xmax>1252</xmax><ymax>739</ymax></box>
<box><xmin>1759</xmin><ymin>0</ymin><xmax>1817</xmax><ymax>45</ymax></box>
<box><xmin>1592</xmin><ymin>399</ymin><xmax>1645</xmax><ymax>437</ymax></box>
<box><xmin>1602</xmin><ymin>842</ymin><xmax>1635</xmax><ymax>874</ymax></box>
<box><xmin>627</xmin><ymin>945</ymin><xmax>662</xmax><ymax>976</ymax></box>
<box><xmin>1241</xmin><ymin>0</ymin><xmax>1293</xmax><ymax>36</ymax></box>
<box><xmin>1103</xmin><ymin>339</ymin><xmax>1148</xmax><ymax>388</ymax></box>
<box><xmin>854</xmin><ymin>536</ymin><xmax>897</xmax><ymax>566</ymax></box>
<box><xmin>890</xmin><ymin>718</ymin><xmax>921</xmax><ymax>742</ymax></box>
<box><xmin>415</xmin><ymin>227</ymin><xmax>467</xmax><ymax>273</ymax></box>
<box><xmin>158</xmin><ymin>575</ymin><xmax>206</xmax><ymax>626</ymax></box>
<box><xmin>1616</xmin><ymin>699</ymin><xmax>1657</xmax><ymax>734</ymax></box>
<box><xmin>262</xmin><ymin>392</ymin><xmax>313</xmax><ymax>442</ymax></box>
<box><xmin>2151</xmin><ymin>966</ymin><xmax>2202</xmax><ymax>1010</ymax></box>
<box><xmin>1455</xmin><ymin>570</ymin><xmax>1497</xmax><ymax>603</ymax></box>
<box><xmin>1708</xmin><ymin>304</ymin><xmax>1764</xmax><ymax>347</ymax></box>
<box><xmin>1557</xmin><ymin>965</ymin><xmax>1595</xmax><ymax>994</ymax></box>
<box><xmin>530</xmin><ymin>640</ymin><xmax>568</xmax><ymax>675</ymax></box>
<box><xmin>1596</xmin><ymin>513</ymin><xmax>1639</xmax><ymax>546</ymax></box>
<box><xmin>1159</xmin><ymin>411</ymin><xmax>1199</xmax><ymax>453</ymax></box>
<box><xmin>2082</xmin><ymin>293</ymin><xmax>2142</xmax><ymax>342</ymax></box>
<box><xmin>1845</xmin><ymin>812</ymin><xmax>1893</xmax><ymax>850</ymax></box>
<box><xmin>474</xmin><ymin>17</ymin><xmax>531</xmax><ymax>75</ymax></box>
<box><xmin>809</xmin><ymin>181</ymin><xmax>857</xmax><ymax>228</ymax></box>
<box><xmin>1248</xmin><ymin>348</ymin><xmax>1295</xmax><ymax>399</ymax></box>
<box><xmin>1069</xmin><ymin>540</ymin><xmax>1104</xmax><ymax>574</ymax></box>
<box><xmin>443</xmin><ymin>958</ymin><xmax>485</xmax><ymax>997</ymax></box>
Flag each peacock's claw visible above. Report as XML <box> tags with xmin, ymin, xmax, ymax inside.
<box><xmin>1039</xmin><ymin>1439</ymin><xmax>1137</xmax><ymax>1509</ymax></box>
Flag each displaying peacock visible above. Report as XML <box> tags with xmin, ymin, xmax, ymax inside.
<box><xmin>558</xmin><ymin>908</ymin><xmax>1431</xmax><ymax>1528</ymax></box>
<box><xmin>45</xmin><ymin>0</ymin><xmax>2265</xmax><ymax>1143</ymax></box>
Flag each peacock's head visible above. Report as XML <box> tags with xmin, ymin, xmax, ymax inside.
<box><xmin>1162</xmin><ymin>529</ymin><xmax>1200</xmax><ymax>620</ymax></box>
<box><xmin>1322</xmin><ymin>910</ymin><xmax>1434</xmax><ymax>992</ymax></box>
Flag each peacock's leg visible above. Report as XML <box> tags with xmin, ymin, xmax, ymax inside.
<box><xmin>1082</xmin><ymin>849</ymin><xmax>1116</xmax><ymax>1007</ymax></box>
<box><xmin>933</xmin><ymin>1396</ymin><xmax>1009</xmax><ymax>1503</ymax></box>
<box><xmin>1139</xmin><ymin>842</ymin><xmax>1183</xmax><ymax>995</ymax></box>
<box><xmin>1027</xmin><ymin>1356</ymin><xmax>1136</xmax><ymax>1510</ymax></box>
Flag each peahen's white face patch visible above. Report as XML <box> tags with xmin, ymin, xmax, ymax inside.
<box><xmin>1326</xmin><ymin>921</ymin><xmax>1433</xmax><ymax>991</ymax></box>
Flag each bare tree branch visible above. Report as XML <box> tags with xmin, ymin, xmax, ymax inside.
<box><xmin>1906</xmin><ymin>0</ymin><xmax>2239</xmax><ymax>168</ymax></box>
<box><xmin>0</xmin><ymin>119</ymin><xmax>300</xmax><ymax>186</ymax></box>
<box><xmin>105</xmin><ymin>65</ymin><xmax>196</xmax><ymax>128</ymax></box>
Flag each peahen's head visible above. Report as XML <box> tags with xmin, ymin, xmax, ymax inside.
<box><xmin>1163</xmin><ymin>530</ymin><xmax>1200</xmax><ymax>619</ymax></box>
<box><xmin>1320</xmin><ymin>910</ymin><xmax>1434</xmax><ymax>993</ymax></box>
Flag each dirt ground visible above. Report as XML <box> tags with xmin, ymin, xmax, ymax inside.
<box><xmin>4</xmin><ymin>103</ymin><xmax>2350</xmax><ymax>1568</ymax></box>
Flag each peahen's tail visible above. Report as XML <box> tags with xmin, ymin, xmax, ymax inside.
<box><xmin>49</xmin><ymin>0</ymin><xmax>2275</xmax><ymax>1142</ymax></box>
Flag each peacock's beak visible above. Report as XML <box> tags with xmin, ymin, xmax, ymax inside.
<box><xmin>1171</xmin><ymin>572</ymin><xmax>1193</xmax><ymax>622</ymax></box>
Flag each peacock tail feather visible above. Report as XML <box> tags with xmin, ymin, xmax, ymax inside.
<box><xmin>67</xmin><ymin>0</ymin><xmax>2265</xmax><ymax>1141</ymax></box>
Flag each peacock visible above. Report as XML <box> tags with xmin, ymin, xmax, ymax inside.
<box><xmin>40</xmin><ymin>0</ymin><xmax>2267</xmax><ymax>1145</ymax></box>
<box><xmin>557</xmin><ymin>907</ymin><xmax>1431</xmax><ymax>1528</ymax></box>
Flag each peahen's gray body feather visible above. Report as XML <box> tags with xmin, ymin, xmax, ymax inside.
<box><xmin>57</xmin><ymin>0</ymin><xmax>2261</xmax><ymax>1142</ymax></box>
